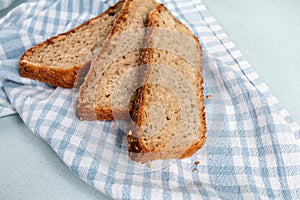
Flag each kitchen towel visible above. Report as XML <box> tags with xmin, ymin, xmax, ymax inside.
<box><xmin>0</xmin><ymin>0</ymin><xmax>300</xmax><ymax>199</ymax></box>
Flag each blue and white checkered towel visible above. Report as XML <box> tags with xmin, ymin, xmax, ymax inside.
<box><xmin>1</xmin><ymin>0</ymin><xmax>300</xmax><ymax>199</ymax></box>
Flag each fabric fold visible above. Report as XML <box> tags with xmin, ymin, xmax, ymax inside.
<box><xmin>0</xmin><ymin>0</ymin><xmax>299</xmax><ymax>199</ymax></box>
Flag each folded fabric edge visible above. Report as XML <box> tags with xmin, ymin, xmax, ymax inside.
<box><xmin>190</xmin><ymin>0</ymin><xmax>299</xmax><ymax>131</ymax></box>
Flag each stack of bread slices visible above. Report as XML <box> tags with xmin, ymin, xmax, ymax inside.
<box><xmin>19</xmin><ymin>0</ymin><xmax>206</xmax><ymax>163</ymax></box>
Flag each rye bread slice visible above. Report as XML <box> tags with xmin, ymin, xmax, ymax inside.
<box><xmin>76</xmin><ymin>0</ymin><xmax>157</xmax><ymax>121</ymax></box>
<box><xmin>128</xmin><ymin>4</ymin><xmax>206</xmax><ymax>163</ymax></box>
<box><xmin>19</xmin><ymin>1</ymin><xmax>123</xmax><ymax>88</ymax></box>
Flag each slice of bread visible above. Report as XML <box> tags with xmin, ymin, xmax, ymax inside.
<box><xmin>76</xmin><ymin>0</ymin><xmax>157</xmax><ymax>121</ymax></box>
<box><xmin>128</xmin><ymin>4</ymin><xmax>206</xmax><ymax>163</ymax></box>
<box><xmin>19</xmin><ymin>1</ymin><xmax>124</xmax><ymax>88</ymax></box>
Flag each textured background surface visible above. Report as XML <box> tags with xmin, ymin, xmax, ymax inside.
<box><xmin>203</xmin><ymin>0</ymin><xmax>300</xmax><ymax>124</ymax></box>
<box><xmin>0</xmin><ymin>0</ymin><xmax>299</xmax><ymax>199</ymax></box>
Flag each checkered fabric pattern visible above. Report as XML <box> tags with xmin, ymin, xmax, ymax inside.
<box><xmin>0</xmin><ymin>0</ymin><xmax>300</xmax><ymax>199</ymax></box>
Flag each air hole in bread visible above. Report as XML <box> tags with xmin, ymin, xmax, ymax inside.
<box><xmin>108</xmin><ymin>12</ymin><xmax>115</xmax><ymax>16</ymax></box>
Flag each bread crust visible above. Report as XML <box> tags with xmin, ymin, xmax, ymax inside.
<box><xmin>19</xmin><ymin>1</ymin><xmax>124</xmax><ymax>88</ymax></box>
<box><xmin>76</xmin><ymin>0</ymin><xmax>157</xmax><ymax>121</ymax></box>
<box><xmin>76</xmin><ymin>0</ymin><xmax>139</xmax><ymax>120</ymax></box>
<box><xmin>128</xmin><ymin>4</ymin><xmax>206</xmax><ymax>163</ymax></box>
<box><xmin>19</xmin><ymin>62</ymin><xmax>79</xmax><ymax>88</ymax></box>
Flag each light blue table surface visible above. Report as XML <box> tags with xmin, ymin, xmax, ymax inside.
<box><xmin>0</xmin><ymin>0</ymin><xmax>299</xmax><ymax>199</ymax></box>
